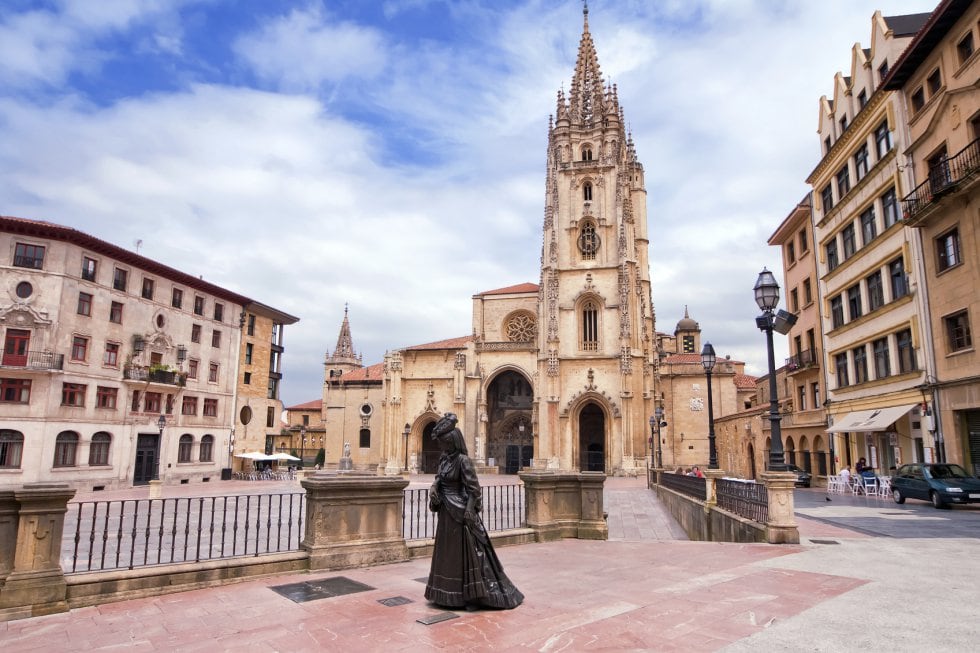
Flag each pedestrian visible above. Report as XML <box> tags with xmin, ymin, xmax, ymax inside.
<box><xmin>840</xmin><ymin>465</ymin><xmax>852</xmax><ymax>488</ymax></box>
<box><xmin>693</xmin><ymin>466</ymin><xmax>704</xmax><ymax>479</ymax></box>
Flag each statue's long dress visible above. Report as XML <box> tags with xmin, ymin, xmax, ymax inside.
<box><xmin>424</xmin><ymin>451</ymin><xmax>524</xmax><ymax>609</ymax></box>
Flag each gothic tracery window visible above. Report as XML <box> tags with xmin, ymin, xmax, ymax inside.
<box><xmin>506</xmin><ymin>313</ymin><xmax>536</xmax><ymax>342</ymax></box>
<box><xmin>581</xmin><ymin>300</ymin><xmax>599</xmax><ymax>351</ymax></box>
<box><xmin>582</xmin><ymin>146</ymin><xmax>593</xmax><ymax>161</ymax></box>
<box><xmin>578</xmin><ymin>221</ymin><xmax>599</xmax><ymax>260</ymax></box>
<box><xmin>583</xmin><ymin>181</ymin><xmax>593</xmax><ymax>201</ymax></box>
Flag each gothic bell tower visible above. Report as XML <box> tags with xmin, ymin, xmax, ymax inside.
<box><xmin>535</xmin><ymin>4</ymin><xmax>657</xmax><ymax>474</ymax></box>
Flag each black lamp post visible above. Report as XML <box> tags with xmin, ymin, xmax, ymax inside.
<box><xmin>701</xmin><ymin>342</ymin><xmax>718</xmax><ymax>469</ymax></box>
<box><xmin>156</xmin><ymin>414</ymin><xmax>166</xmax><ymax>480</ymax></box>
<box><xmin>300</xmin><ymin>426</ymin><xmax>306</xmax><ymax>468</ymax></box>
<box><xmin>403</xmin><ymin>423</ymin><xmax>411</xmax><ymax>472</ymax></box>
<box><xmin>754</xmin><ymin>268</ymin><xmax>797</xmax><ymax>472</ymax></box>
<box><xmin>655</xmin><ymin>406</ymin><xmax>664</xmax><ymax>469</ymax></box>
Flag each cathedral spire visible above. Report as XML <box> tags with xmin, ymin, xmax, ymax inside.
<box><xmin>569</xmin><ymin>0</ymin><xmax>606</xmax><ymax>126</ymax></box>
<box><xmin>325</xmin><ymin>303</ymin><xmax>361</xmax><ymax>370</ymax></box>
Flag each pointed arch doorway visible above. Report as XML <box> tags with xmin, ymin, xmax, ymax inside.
<box><xmin>579</xmin><ymin>402</ymin><xmax>605</xmax><ymax>472</ymax></box>
<box><xmin>486</xmin><ymin>370</ymin><xmax>534</xmax><ymax>474</ymax></box>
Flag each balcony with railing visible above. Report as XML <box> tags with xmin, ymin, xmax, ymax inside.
<box><xmin>123</xmin><ymin>366</ymin><xmax>187</xmax><ymax>386</ymax></box>
<box><xmin>0</xmin><ymin>350</ymin><xmax>64</xmax><ymax>371</ymax></box>
<box><xmin>903</xmin><ymin>138</ymin><xmax>980</xmax><ymax>224</ymax></box>
<box><xmin>785</xmin><ymin>349</ymin><xmax>819</xmax><ymax>373</ymax></box>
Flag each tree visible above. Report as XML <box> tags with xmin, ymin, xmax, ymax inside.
<box><xmin>314</xmin><ymin>448</ymin><xmax>325</xmax><ymax>468</ymax></box>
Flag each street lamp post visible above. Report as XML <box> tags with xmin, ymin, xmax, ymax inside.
<box><xmin>300</xmin><ymin>426</ymin><xmax>306</xmax><ymax>469</ymax></box>
<box><xmin>403</xmin><ymin>423</ymin><xmax>411</xmax><ymax>472</ymax></box>
<box><xmin>156</xmin><ymin>414</ymin><xmax>166</xmax><ymax>480</ymax></box>
<box><xmin>701</xmin><ymin>342</ymin><xmax>718</xmax><ymax>469</ymax></box>
<box><xmin>655</xmin><ymin>406</ymin><xmax>664</xmax><ymax>469</ymax></box>
<box><xmin>647</xmin><ymin>415</ymin><xmax>654</xmax><ymax>470</ymax></box>
<box><xmin>754</xmin><ymin>268</ymin><xmax>797</xmax><ymax>472</ymax></box>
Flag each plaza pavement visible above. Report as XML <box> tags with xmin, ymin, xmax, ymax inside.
<box><xmin>2</xmin><ymin>477</ymin><xmax>979</xmax><ymax>651</ymax></box>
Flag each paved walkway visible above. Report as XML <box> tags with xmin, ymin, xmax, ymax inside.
<box><xmin>3</xmin><ymin>478</ymin><xmax>978</xmax><ymax>651</ymax></box>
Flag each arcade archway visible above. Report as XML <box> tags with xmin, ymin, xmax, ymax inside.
<box><xmin>579</xmin><ymin>402</ymin><xmax>605</xmax><ymax>472</ymax></box>
<box><xmin>486</xmin><ymin>370</ymin><xmax>533</xmax><ymax>474</ymax></box>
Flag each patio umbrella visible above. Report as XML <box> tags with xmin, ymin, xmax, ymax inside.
<box><xmin>270</xmin><ymin>452</ymin><xmax>301</xmax><ymax>461</ymax></box>
<box><xmin>235</xmin><ymin>451</ymin><xmax>271</xmax><ymax>460</ymax></box>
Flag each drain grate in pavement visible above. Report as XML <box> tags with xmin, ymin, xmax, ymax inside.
<box><xmin>378</xmin><ymin>596</ymin><xmax>413</xmax><ymax>607</ymax></box>
<box><xmin>417</xmin><ymin>612</ymin><xmax>459</xmax><ymax>625</ymax></box>
<box><xmin>270</xmin><ymin>576</ymin><xmax>375</xmax><ymax>603</ymax></box>
<box><xmin>810</xmin><ymin>539</ymin><xmax>840</xmax><ymax>545</ymax></box>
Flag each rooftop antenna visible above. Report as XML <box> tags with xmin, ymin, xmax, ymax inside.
<box><xmin>134</xmin><ymin>239</ymin><xmax>143</xmax><ymax>254</ymax></box>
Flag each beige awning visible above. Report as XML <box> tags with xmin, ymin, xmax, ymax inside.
<box><xmin>826</xmin><ymin>404</ymin><xmax>918</xmax><ymax>433</ymax></box>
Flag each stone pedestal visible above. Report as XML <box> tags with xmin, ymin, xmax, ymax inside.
<box><xmin>761</xmin><ymin>471</ymin><xmax>800</xmax><ymax>544</ymax></box>
<box><xmin>148</xmin><ymin>479</ymin><xmax>163</xmax><ymax>499</ymax></box>
<box><xmin>0</xmin><ymin>483</ymin><xmax>76</xmax><ymax>619</ymax></box>
<box><xmin>703</xmin><ymin>469</ymin><xmax>727</xmax><ymax>507</ymax></box>
<box><xmin>519</xmin><ymin>471</ymin><xmax>608</xmax><ymax>541</ymax></box>
<box><xmin>301</xmin><ymin>473</ymin><xmax>410</xmax><ymax>571</ymax></box>
<box><xmin>337</xmin><ymin>457</ymin><xmax>353</xmax><ymax>472</ymax></box>
<box><xmin>0</xmin><ymin>491</ymin><xmax>18</xmax><ymax>589</ymax></box>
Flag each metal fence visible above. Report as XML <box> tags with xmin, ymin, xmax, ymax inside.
<box><xmin>64</xmin><ymin>493</ymin><xmax>305</xmax><ymax>574</ymax></box>
<box><xmin>402</xmin><ymin>484</ymin><xmax>525</xmax><ymax>540</ymax></box>
<box><xmin>660</xmin><ymin>473</ymin><xmax>707</xmax><ymax>501</ymax></box>
<box><xmin>716</xmin><ymin>479</ymin><xmax>769</xmax><ymax>523</ymax></box>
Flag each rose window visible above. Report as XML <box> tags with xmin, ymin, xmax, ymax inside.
<box><xmin>506</xmin><ymin>314</ymin><xmax>536</xmax><ymax>342</ymax></box>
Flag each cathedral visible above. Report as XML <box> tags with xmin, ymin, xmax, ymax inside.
<box><xmin>289</xmin><ymin>8</ymin><xmax>748</xmax><ymax>477</ymax></box>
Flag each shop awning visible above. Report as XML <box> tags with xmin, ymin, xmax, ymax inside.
<box><xmin>826</xmin><ymin>404</ymin><xmax>918</xmax><ymax>433</ymax></box>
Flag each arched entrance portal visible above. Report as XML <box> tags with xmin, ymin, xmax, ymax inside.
<box><xmin>487</xmin><ymin>370</ymin><xmax>533</xmax><ymax>474</ymax></box>
<box><xmin>579</xmin><ymin>402</ymin><xmax>605</xmax><ymax>472</ymax></box>
<box><xmin>420</xmin><ymin>421</ymin><xmax>440</xmax><ymax>473</ymax></box>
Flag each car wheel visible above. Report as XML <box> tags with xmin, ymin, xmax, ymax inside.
<box><xmin>930</xmin><ymin>491</ymin><xmax>947</xmax><ymax>509</ymax></box>
<box><xmin>892</xmin><ymin>488</ymin><xmax>905</xmax><ymax>504</ymax></box>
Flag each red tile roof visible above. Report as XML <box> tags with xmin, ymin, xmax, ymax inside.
<box><xmin>335</xmin><ymin>362</ymin><xmax>385</xmax><ymax>382</ymax></box>
<box><xmin>476</xmin><ymin>282</ymin><xmax>539</xmax><ymax>296</ymax></box>
<box><xmin>285</xmin><ymin>399</ymin><xmax>322</xmax><ymax>411</ymax></box>
<box><xmin>734</xmin><ymin>374</ymin><xmax>757</xmax><ymax>389</ymax></box>
<box><xmin>403</xmin><ymin>335</ymin><xmax>474</xmax><ymax>351</ymax></box>
<box><xmin>663</xmin><ymin>353</ymin><xmax>703</xmax><ymax>364</ymax></box>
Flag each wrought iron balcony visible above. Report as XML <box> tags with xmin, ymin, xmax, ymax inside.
<box><xmin>785</xmin><ymin>349</ymin><xmax>819</xmax><ymax>372</ymax></box>
<box><xmin>903</xmin><ymin>138</ymin><xmax>980</xmax><ymax>223</ymax></box>
<box><xmin>123</xmin><ymin>366</ymin><xmax>187</xmax><ymax>386</ymax></box>
<box><xmin>0</xmin><ymin>350</ymin><xmax>64</xmax><ymax>370</ymax></box>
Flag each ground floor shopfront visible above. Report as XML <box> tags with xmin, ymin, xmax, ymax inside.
<box><xmin>826</xmin><ymin>399</ymin><xmax>927</xmax><ymax>474</ymax></box>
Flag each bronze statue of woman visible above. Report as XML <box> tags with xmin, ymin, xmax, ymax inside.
<box><xmin>424</xmin><ymin>413</ymin><xmax>524</xmax><ymax>610</ymax></box>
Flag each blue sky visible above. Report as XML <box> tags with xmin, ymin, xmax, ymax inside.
<box><xmin>0</xmin><ymin>0</ymin><xmax>933</xmax><ymax>407</ymax></box>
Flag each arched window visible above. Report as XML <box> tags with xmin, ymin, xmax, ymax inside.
<box><xmin>581</xmin><ymin>300</ymin><xmax>599</xmax><ymax>351</ymax></box>
<box><xmin>0</xmin><ymin>430</ymin><xmax>24</xmax><ymax>468</ymax></box>
<box><xmin>89</xmin><ymin>431</ymin><xmax>111</xmax><ymax>466</ymax></box>
<box><xmin>54</xmin><ymin>431</ymin><xmax>79</xmax><ymax>467</ymax></box>
<box><xmin>581</xmin><ymin>146</ymin><xmax>593</xmax><ymax>161</ymax></box>
<box><xmin>583</xmin><ymin>181</ymin><xmax>593</xmax><ymax>201</ymax></box>
<box><xmin>359</xmin><ymin>428</ymin><xmax>371</xmax><ymax>448</ymax></box>
<box><xmin>578</xmin><ymin>221</ymin><xmax>599</xmax><ymax>260</ymax></box>
<box><xmin>178</xmin><ymin>434</ymin><xmax>194</xmax><ymax>463</ymax></box>
<box><xmin>200</xmin><ymin>434</ymin><xmax>214</xmax><ymax>462</ymax></box>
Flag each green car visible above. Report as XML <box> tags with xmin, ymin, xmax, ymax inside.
<box><xmin>891</xmin><ymin>463</ymin><xmax>980</xmax><ymax>509</ymax></box>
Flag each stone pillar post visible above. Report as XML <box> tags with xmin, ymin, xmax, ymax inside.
<box><xmin>0</xmin><ymin>483</ymin><xmax>76</xmax><ymax>619</ymax></box>
<box><xmin>761</xmin><ymin>471</ymin><xmax>800</xmax><ymax>544</ymax></box>
<box><xmin>703</xmin><ymin>469</ymin><xmax>726</xmax><ymax>507</ymax></box>
<box><xmin>518</xmin><ymin>472</ymin><xmax>559</xmax><ymax>542</ymax></box>
<box><xmin>518</xmin><ymin>472</ymin><xmax>608</xmax><ymax>541</ymax></box>
<box><xmin>301</xmin><ymin>473</ymin><xmax>410</xmax><ymax>571</ymax></box>
<box><xmin>576</xmin><ymin>472</ymin><xmax>608</xmax><ymax>540</ymax></box>
<box><xmin>0</xmin><ymin>491</ymin><xmax>18</xmax><ymax>589</ymax></box>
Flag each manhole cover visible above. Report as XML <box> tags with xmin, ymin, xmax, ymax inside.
<box><xmin>270</xmin><ymin>577</ymin><xmax>375</xmax><ymax>603</ymax></box>
<box><xmin>810</xmin><ymin>539</ymin><xmax>840</xmax><ymax>545</ymax></box>
<box><xmin>417</xmin><ymin>612</ymin><xmax>459</xmax><ymax>625</ymax></box>
<box><xmin>378</xmin><ymin>596</ymin><xmax>413</xmax><ymax>607</ymax></box>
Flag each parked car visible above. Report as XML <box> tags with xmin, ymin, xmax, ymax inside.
<box><xmin>785</xmin><ymin>464</ymin><xmax>812</xmax><ymax>488</ymax></box>
<box><xmin>891</xmin><ymin>463</ymin><xmax>980</xmax><ymax>509</ymax></box>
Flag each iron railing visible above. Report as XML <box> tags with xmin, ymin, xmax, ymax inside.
<box><xmin>401</xmin><ymin>484</ymin><xmax>525</xmax><ymax>540</ymax></box>
<box><xmin>660</xmin><ymin>473</ymin><xmax>707</xmax><ymax>501</ymax></box>
<box><xmin>0</xmin><ymin>350</ymin><xmax>64</xmax><ymax>370</ymax></box>
<box><xmin>785</xmin><ymin>349</ymin><xmax>819</xmax><ymax>371</ymax></box>
<box><xmin>123</xmin><ymin>366</ymin><xmax>187</xmax><ymax>386</ymax></box>
<box><xmin>903</xmin><ymin>138</ymin><xmax>980</xmax><ymax>221</ymax></box>
<box><xmin>64</xmin><ymin>493</ymin><xmax>305</xmax><ymax>574</ymax></box>
<box><xmin>716</xmin><ymin>478</ymin><xmax>769</xmax><ymax>523</ymax></box>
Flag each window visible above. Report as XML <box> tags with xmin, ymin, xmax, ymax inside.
<box><xmin>911</xmin><ymin>87</ymin><xmax>925</xmax><ymax>112</ymax></box>
<box><xmin>182</xmin><ymin>396</ymin><xmax>198</xmax><ymax>416</ymax></box>
<box><xmin>866</xmin><ymin>271</ymin><xmax>884</xmax><ymax>312</ymax></box>
<box><xmin>82</xmin><ymin>256</ymin><xmax>97</xmax><ymax>281</ymax></box>
<box><xmin>194</xmin><ymin>296</ymin><xmax>205</xmax><ymax>315</ymax></box>
<box><xmin>245</xmin><ymin>343</ymin><xmax>253</xmax><ymax>364</ymax></box>
<box><xmin>1</xmin><ymin>378</ymin><xmax>31</xmax><ymax>403</ymax></box>
<box><xmin>109</xmin><ymin>301</ymin><xmax>123</xmax><ymax>324</ymax></box>
<box><xmin>835</xmin><ymin>352</ymin><xmax>849</xmax><ymax>388</ymax></box>
<box><xmin>857</xmin><ymin>89</ymin><xmax>868</xmax><ymax>109</ymax></box>
<box><xmin>131</xmin><ymin>390</ymin><xmax>141</xmax><ymax>411</ymax></box>
<box><xmin>188</xmin><ymin>359</ymin><xmax>199</xmax><ymax>379</ymax></box>
<box><xmin>247</xmin><ymin>314</ymin><xmax>256</xmax><ymax>336</ymax></box>
<box><xmin>927</xmin><ymin>68</ymin><xmax>942</xmax><ymax>94</ymax></box>
<box><xmin>826</xmin><ymin>238</ymin><xmax>839</xmax><ymax>271</ymax></box>
<box><xmin>824</xmin><ymin>136</ymin><xmax>832</xmax><ymax>155</ymax></box>
<box><xmin>172</xmin><ymin>288</ymin><xmax>183</xmax><ymax>309</ymax></box>
<box><xmin>360</xmin><ymin>428</ymin><xmax>371</xmax><ymax>448</ymax></box>
<box><xmin>860</xmin><ymin>207</ymin><xmax>877</xmax><ymax>245</ymax></box>
<box><xmin>581</xmin><ymin>300</ymin><xmax>599</xmax><ymax>351</ymax></box>
<box><xmin>878</xmin><ymin>60</ymin><xmax>889</xmax><ymax>85</ymax></box>
<box><xmin>854</xmin><ymin>144</ymin><xmax>869</xmax><ymax>180</ymax></box>
<box><xmin>200</xmin><ymin>435</ymin><xmax>214</xmax><ymax>462</ymax></box>
<box><xmin>267</xmin><ymin>377</ymin><xmax>279</xmax><ymax>400</ymax></box>
<box><xmin>142</xmin><ymin>278</ymin><xmax>154</xmax><ymax>300</ymax></box>
<box><xmin>853</xmin><ymin>345</ymin><xmax>869</xmax><ymax>384</ymax></box>
<box><xmin>790</xmin><ymin>288</ymin><xmax>799</xmax><ymax>312</ymax></box>
<box><xmin>583</xmin><ymin>181</ymin><xmax>592</xmax><ymax>201</ymax></box>
<box><xmin>214</xmin><ymin>303</ymin><xmax>224</xmax><ymax>322</ymax></box>
<box><xmin>936</xmin><ymin>228</ymin><xmax>961</xmax><ymax>272</ymax></box>
<box><xmin>101</xmin><ymin>342</ymin><xmax>119</xmax><ymax>368</ymax></box>
<box><xmin>897</xmin><ymin>329</ymin><xmax>916</xmax><ymax>373</ymax></box>
<box><xmin>873</xmin><ymin>337</ymin><xmax>891</xmax><ymax>379</ymax></box>
<box><xmin>77</xmin><ymin>292</ymin><xmax>93</xmax><ymax>316</ymax></box>
<box><xmin>842</xmin><ymin>224</ymin><xmax>856</xmax><ymax>259</ymax></box>
<box><xmin>267</xmin><ymin>407</ymin><xmax>275</xmax><ymax>428</ymax></box>
<box><xmin>798</xmin><ymin>385</ymin><xmax>806</xmax><ymax>411</ymax></box>
<box><xmin>71</xmin><ymin>336</ymin><xmax>89</xmax><ymax>362</ymax></box>
<box><xmin>96</xmin><ymin>386</ymin><xmax>117</xmax><ymax>409</ymax></box>
<box><xmin>144</xmin><ymin>392</ymin><xmax>162</xmax><ymax>413</ymax></box>
<box><xmin>13</xmin><ymin>243</ymin><xmax>45</xmax><ymax>269</ymax></box>
<box><xmin>581</xmin><ymin>146</ymin><xmax>592</xmax><ymax>161</ymax></box>
<box><xmin>881</xmin><ymin>187</ymin><xmax>899</xmax><ymax>228</ymax></box>
<box><xmin>165</xmin><ymin>393</ymin><xmax>175</xmax><ymax>415</ymax></box>
<box><xmin>15</xmin><ymin>281</ymin><xmax>32</xmax><ymax>298</ymax></box>
<box><xmin>799</xmin><ymin>228</ymin><xmax>808</xmax><ymax>253</ymax></box>
<box><xmin>811</xmin><ymin>382</ymin><xmax>820</xmax><ymax>409</ymax></box>
<box><xmin>831</xmin><ymin>295</ymin><xmax>844</xmax><ymax>329</ymax></box>
<box><xmin>786</xmin><ymin>241</ymin><xmax>796</xmax><ymax>264</ymax></box>
<box><xmin>89</xmin><ymin>432</ymin><xmax>111</xmax><ymax>466</ymax></box>
<box><xmin>945</xmin><ymin>310</ymin><xmax>973</xmax><ymax>351</ymax></box>
<box><xmin>803</xmin><ymin>278</ymin><xmax>812</xmax><ymax>305</ymax></box>
<box><xmin>178</xmin><ymin>434</ymin><xmax>193</xmax><ymax>463</ymax></box>
<box><xmin>839</xmin><ymin>115</ymin><xmax>848</xmax><ymax>134</ymax></box>
<box><xmin>889</xmin><ymin>258</ymin><xmax>908</xmax><ymax>299</ymax></box>
<box><xmin>211</xmin><ymin>330</ymin><xmax>221</xmax><ymax>348</ymax></box>
<box><xmin>0</xmin><ymin>430</ymin><xmax>24</xmax><ymax>468</ymax></box>
<box><xmin>113</xmin><ymin>268</ymin><xmax>128</xmax><ymax>292</ymax></box>
<box><xmin>208</xmin><ymin>362</ymin><xmax>219</xmax><ymax>383</ymax></box>
<box><xmin>836</xmin><ymin>165</ymin><xmax>851</xmax><ymax>197</ymax></box>
<box><xmin>874</xmin><ymin>121</ymin><xmax>892</xmax><ymax>158</ymax></box>
<box><xmin>847</xmin><ymin>284</ymin><xmax>862</xmax><ymax>320</ymax></box>
<box><xmin>578</xmin><ymin>221</ymin><xmax>599</xmax><ymax>260</ymax></box>
<box><xmin>957</xmin><ymin>31</ymin><xmax>975</xmax><ymax>64</ymax></box>
<box><xmin>54</xmin><ymin>431</ymin><xmax>78</xmax><ymax>467</ymax></box>
<box><xmin>203</xmin><ymin>398</ymin><xmax>218</xmax><ymax>417</ymax></box>
<box><xmin>243</xmin><ymin>372</ymin><xmax>251</xmax><ymax>385</ymax></box>
<box><xmin>821</xmin><ymin>184</ymin><xmax>834</xmax><ymax>212</ymax></box>
<box><xmin>302</xmin><ymin>414</ymin><xmax>311</xmax><ymax>426</ymax></box>
<box><xmin>191</xmin><ymin>324</ymin><xmax>201</xmax><ymax>343</ymax></box>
